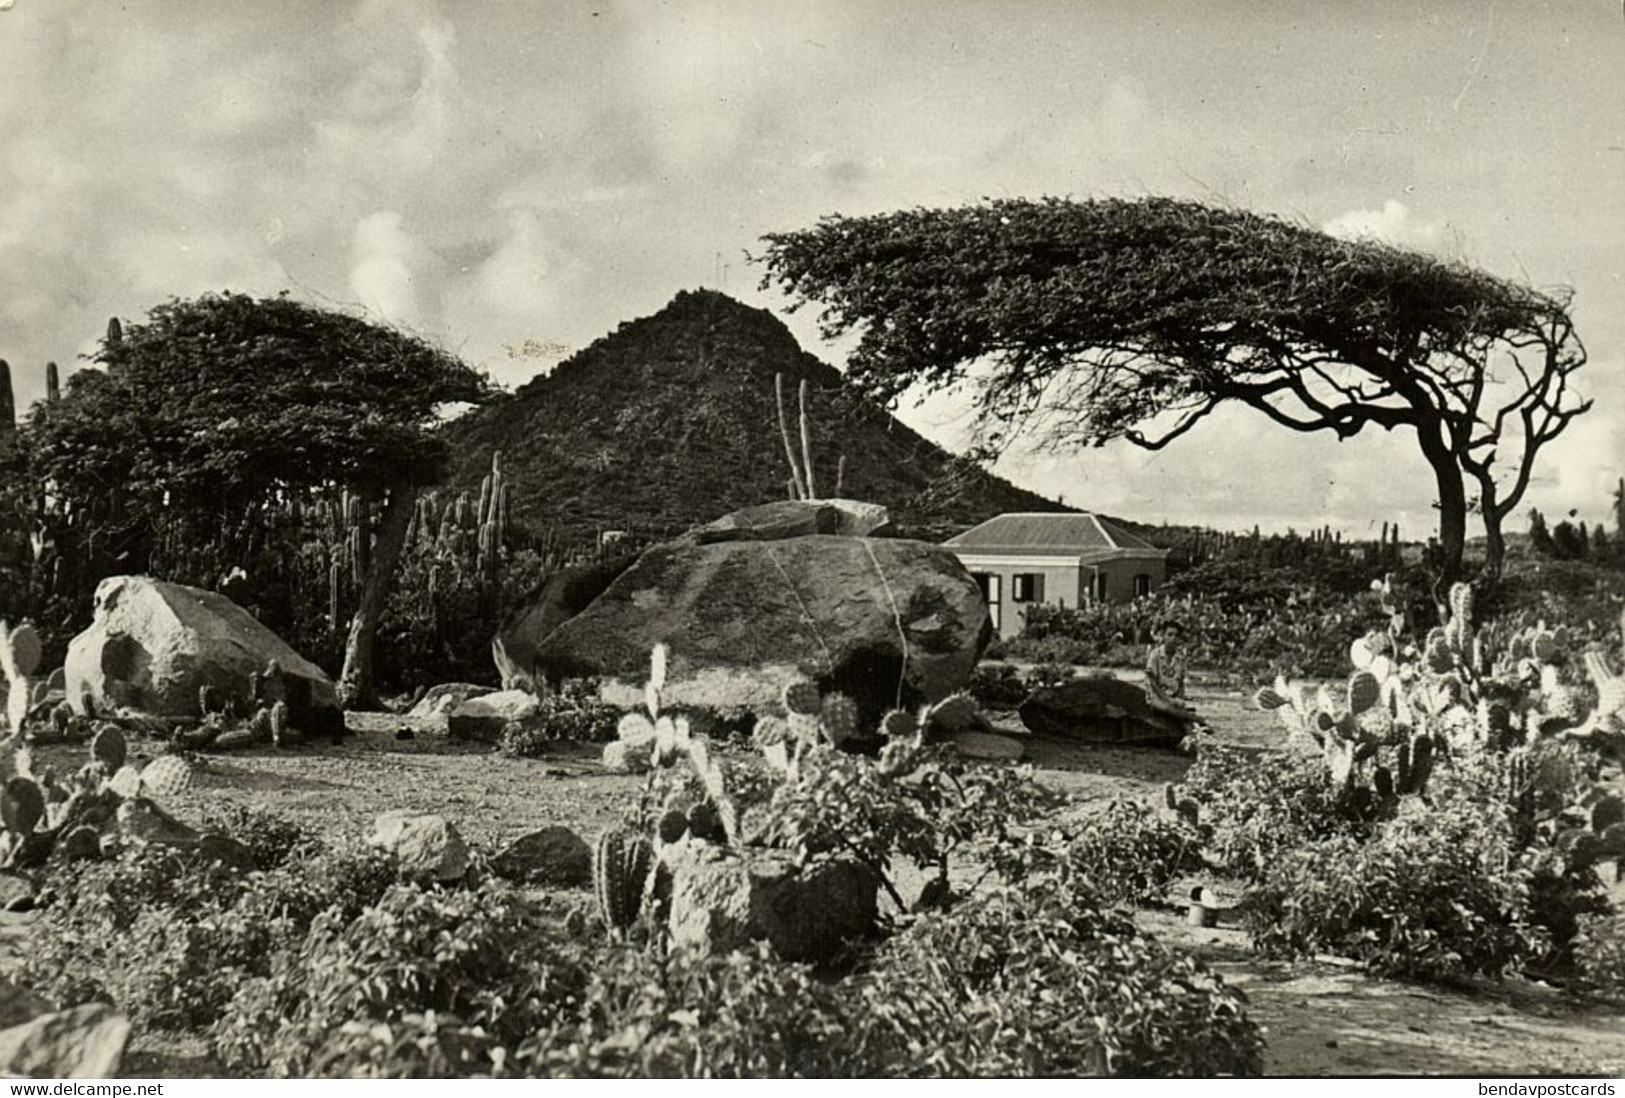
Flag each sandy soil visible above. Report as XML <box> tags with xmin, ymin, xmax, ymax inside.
<box><xmin>9</xmin><ymin>672</ymin><xmax>1624</xmax><ymax>1078</ymax></box>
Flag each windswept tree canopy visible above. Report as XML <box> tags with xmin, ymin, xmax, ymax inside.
<box><xmin>31</xmin><ymin>291</ymin><xmax>492</xmax><ymax>512</ymax></box>
<box><xmin>760</xmin><ymin>197</ymin><xmax>1590</xmax><ymax>579</ymax></box>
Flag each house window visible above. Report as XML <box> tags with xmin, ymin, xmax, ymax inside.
<box><xmin>1011</xmin><ymin>573</ymin><xmax>1044</xmax><ymax>603</ymax></box>
<box><xmin>1133</xmin><ymin>573</ymin><xmax>1152</xmax><ymax>598</ymax></box>
<box><xmin>972</xmin><ymin>572</ymin><xmax>1002</xmax><ymax>630</ymax></box>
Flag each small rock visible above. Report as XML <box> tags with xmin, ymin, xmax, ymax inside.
<box><xmin>0</xmin><ymin>1003</ymin><xmax>131</xmax><ymax>1079</ymax></box>
<box><xmin>193</xmin><ymin>832</ymin><xmax>255</xmax><ymax>872</ymax></box>
<box><xmin>408</xmin><ymin>683</ymin><xmax>496</xmax><ymax>719</ymax></box>
<box><xmin>490</xmin><ymin>826</ymin><xmax>592</xmax><ymax>887</ymax></box>
<box><xmin>368</xmin><ymin>811</ymin><xmax>469</xmax><ymax>882</ymax></box>
<box><xmin>0</xmin><ymin>872</ymin><xmax>35</xmax><ymax>912</ymax></box>
<box><xmin>944</xmin><ymin>729</ymin><xmax>1025</xmax><ymax>760</ymax></box>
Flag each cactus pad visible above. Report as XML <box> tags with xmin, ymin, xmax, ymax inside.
<box><xmin>926</xmin><ymin>692</ymin><xmax>980</xmax><ymax>733</ymax></box>
<box><xmin>1347</xmin><ymin>670</ymin><xmax>1381</xmax><ymax>715</ymax></box>
<box><xmin>880</xmin><ymin>709</ymin><xmax>919</xmax><ymax>739</ymax></box>
<box><xmin>108</xmin><ymin>765</ymin><xmax>145</xmax><ymax>799</ymax></box>
<box><xmin>1</xmin><ymin>776</ymin><xmax>45</xmax><ymax>833</ymax></box>
<box><xmin>782</xmin><ymin>681</ymin><xmax>823</xmax><ymax>716</ymax></box>
<box><xmin>91</xmin><ymin>724</ymin><xmax>128</xmax><ymax>773</ymax></box>
<box><xmin>750</xmin><ymin>714</ymin><xmax>789</xmax><ymax>746</ymax></box>
<box><xmin>656</xmin><ymin>809</ymin><xmax>689</xmax><ymax>845</ymax></box>
<box><xmin>140</xmin><ymin>755</ymin><xmax>194</xmax><ymax>798</ymax></box>
<box><xmin>1252</xmin><ymin>686</ymin><xmax>1289</xmax><ymax>710</ymax></box>
<box><xmin>3</xmin><ymin>623</ymin><xmax>42</xmax><ymax>678</ymax></box>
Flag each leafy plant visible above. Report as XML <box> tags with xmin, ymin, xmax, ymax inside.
<box><xmin>1065</xmin><ymin>800</ymin><xmax>1205</xmax><ymax>906</ymax></box>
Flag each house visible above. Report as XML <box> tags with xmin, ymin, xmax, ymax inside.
<box><xmin>943</xmin><ymin>512</ymin><xmax>1171</xmax><ymax>638</ymax></box>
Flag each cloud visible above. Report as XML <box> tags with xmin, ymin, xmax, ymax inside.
<box><xmin>349</xmin><ymin>211</ymin><xmax>425</xmax><ymax>323</ymax></box>
<box><xmin>1323</xmin><ymin>198</ymin><xmax>1443</xmax><ymax>249</ymax></box>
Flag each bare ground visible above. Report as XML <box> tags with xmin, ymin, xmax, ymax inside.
<box><xmin>7</xmin><ymin>670</ymin><xmax>1624</xmax><ymax>1077</ymax></box>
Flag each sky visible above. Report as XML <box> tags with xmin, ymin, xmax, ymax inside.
<box><xmin>1</xmin><ymin>0</ymin><xmax>1620</xmax><ymax>539</ymax></box>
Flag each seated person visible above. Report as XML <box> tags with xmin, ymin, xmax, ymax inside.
<box><xmin>1145</xmin><ymin>620</ymin><xmax>1197</xmax><ymax>717</ymax></box>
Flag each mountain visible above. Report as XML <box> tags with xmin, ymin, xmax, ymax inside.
<box><xmin>442</xmin><ymin>289</ymin><xmax>1070</xmax><ymax>548</ymax></box>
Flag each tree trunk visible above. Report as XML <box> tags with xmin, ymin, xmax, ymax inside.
<box><xmin>338</xmin><ymin>485</ymin><xmax>415</xmax><ymax>711</ymax></box>
<box><xmin>1417</xmin><ymin>425</ymin><xmax>1466</xmax><ymax>591</ymax></box>
<box><xmin>1476</xmin><ymin>475</ymin><xmax>1507</xmax><ymax>585</ymax></box>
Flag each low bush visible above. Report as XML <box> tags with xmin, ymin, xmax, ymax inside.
<box><xmin>25</xmin><ymin>843</ymin><xmax>401</xmax><ymax>1030</ymax></box>
<box><xmin>1065</xmin><ymin>800</ymin><xmax>1204</xmax><ymax>906</ymax></box>
<box><xmin>498</xmin><ymin>683</ymin><xmax>621</xmax><ymax>756</ymax></box>
<box><xmin>1572</xmin><ymin>912</ymin><xmax>1625</xmax><ymax>1001</ymax></box>
<box><xmin>1242</xmin><ymin>797</ymin><xmax>1553</xmax><ymax>980</ymax></box>
<box><xmin>1177</xmin><ymin>746</ymin><xmax>1374</xmax><ymax>879</ymax></box>
<box><xmin>966</xmin><ymin>663</ymin><xmax>1029</xmax><ymax>709</ymax></box>
<box><xmin>214</xmin><ymin>881</ymin><xmax>588</xmax><ymax>1078</ymax></box>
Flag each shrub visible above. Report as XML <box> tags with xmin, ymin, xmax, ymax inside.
<box><xmin>198</xmin><ymin>804</ymin><xmax>320</xmax><ymax>869</ymax></box>
<box><xmin>861</xmin><ymin>874</ymin><xmax>1265</xmax><ymax>1077</ymax></box>
<box><xmin>1572</xmin><ymin>912</ymin><xmax>1625</xmax><ymax>1001</ymax></box>
<box><xmin>967</xmin><ymin>663</ymin><xmax>1028</xmax><ymax>709</ymax></box>
<box><xmin>25</xmin><ymin>842</ymin><xmax>401</xmax><ymax>1030</ymax></box>
<box><xmin>214</xmin><ymin>881</ymin><xmax>588</xmax><ymax>1077</ymax></box>
<box><xmin>498</xmin><ymin>683</ymin><xmax>621</xmax><ymax>756</ymax></box>
<box><xmin>1178</xmin><ymin>745</ymin><xmax>1373</xmax><ymax>878</ymax></box>
<box><xmin>1242</xmin><ymin>797</ymin><xmax>1552</xmax><ymax>980</ymax></box>
<box><xmin>1065</xmin><ymin>800</ymin><xmax>1204</xmax><ymax>906</ymax></box>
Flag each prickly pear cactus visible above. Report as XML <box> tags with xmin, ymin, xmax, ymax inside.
<box><xmin>91</xmin><ymin>724</ymin><xmax>128</xmax><ymax>774</ymax></box>
<box><xmin>880</xmin><ymin>708</ymin><xmax>919</xmax><ymax>739</ymax></box>
<box><xmin>782</xmin><ymin>681</ymin><xmax>822</xmax><ymax>717</ymax></box>
<box><xmin>1</xmin><ymin>776</ymin><xmax>44</xmax><ymax>833</ymax></box>
<box><xmin>593</xmin><ymin>826</ymin><xmax>652</xmax><ymax>936</ymax></box>
<box><xmin>819</xmin><ymin>693</ymin><xmax>859</xmax><ymax>746</ymax></box>
<box><xmin>140</xmin><ymin>754</ymin><xmax>194</xmax><ymax>798</ymax></box>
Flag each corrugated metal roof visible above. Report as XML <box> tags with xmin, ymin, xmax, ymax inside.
<box><xmin>944</xmin><ymin>512</ymin><xmax>1164</xmax><ymax>555</ymax></box>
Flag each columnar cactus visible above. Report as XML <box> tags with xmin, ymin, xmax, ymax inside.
<box><xmin>593</xmin><ymin>826</ymin><xmax>652</xmax><ymax>936</ymax></box>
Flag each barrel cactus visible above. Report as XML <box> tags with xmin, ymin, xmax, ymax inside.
<box><xmin>140</xmin><ymin>754</ymin><xmax>194</xmax><ymax>798</ymax></box>
<box><xmin>593</xmin><ymin>826</ymin><xmax>653</xmax><ymax>936</ymax></box>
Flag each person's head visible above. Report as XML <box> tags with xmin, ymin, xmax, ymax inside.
<box><xmin>1157</xmin><ymin>620</ymin><xmax>1184</xmax><ymax>647</ymax></box>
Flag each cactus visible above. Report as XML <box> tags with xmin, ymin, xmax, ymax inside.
<box><xmin>656</xmin><ymin>808</ymin><xmax>689</xmax><ymax>845</ymax></box>
<box><xmin>249</xmin><ymin>707</ymin><xmax>273</xmax><ymax>744</ymax></box>
<box><xmin>819</xmin><ymin>692</ymin><xmax>859</xmax><ymax>746</ymax></box>
<box><xmin>923</xmin><ymin>691</ymin><xmax>980</xmax><ymax>736</ymax></box>
<box><xmin>1253</xmin><ymin>685</ymin><xmax>1289</xmax><ymax>710</ymax></box>
<box><xmin>782</xmin><ymin>680</ymin><xmax>822</xmax><ymax>717</ymax></box>
<box><xmin>45</xmin><ymin>361</ymin><xmax>60</xmax><ymax>403</ymax></box>
<box><xmin>269</xmin><ymin>701</ymin><xmax>291</xmax><ymax>746</ymax></box>
<box><xmin>1347</xmin><ymin>670</ymin><xmax>1381</xmax><ymax>715</ymax></box>
<box><xmin>198</xmin><ymin>684</ymin><xmax>225</xmax><ymax>717</ymax></box>
<box><xmin>1</xmin><ymin>776</ymin><xmax>44</xmax><ymax>833</ymax></box>
<box><xmin>140</xmin><ymin>755</ymin><xmax>193</xmax><ymax>798</ymax></box>
<box><xmin>91</xmin><ymin>724</ymin><xmax>127</xmax><ymax>774</ymax></box>
<box><xmin>593</xmin><ymin>826</ymin><xmax>652</xmax><ymax>936</ymax></box>
<box><xmin>1</xmin><ymin>621</ymin><xmax>42</xmax><ymax>736</ymax></box>
<box><xmin>880</xmin><ymin>708</ymin><xmax>919</xmax><ymax>739</ymax></box>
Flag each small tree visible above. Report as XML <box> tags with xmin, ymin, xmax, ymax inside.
<box><xmin>760</xmin><ymin>197</ymin><xmax>1591</xmax><ymax>585</ymax></box>
<box><xmin>25</xmin><ymin>292</ymin><xmax>492</xmax><ymax>708</ymax></box>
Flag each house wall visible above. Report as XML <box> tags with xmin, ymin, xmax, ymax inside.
<box><xmin>952</xmin><ymin>552</ymin><xmax>1167</xmax><ymax>639</ymax></box>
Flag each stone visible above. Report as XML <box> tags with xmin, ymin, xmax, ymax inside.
<box><xmin>447</xmin><ymin>689</ymin><xmax>538</xmax><ymax>742</ymax></box>
<box><xmin>490</xmin><ymin>825</ymin><xmax>592</xmax><ymax>886</ymax></box>
<box><xmin>0</xmin><ymin>978</ymin><xmax>48</xmax><ymax>1029</ymax></box>
<box><xmin>408</xmin><ymin>683</ymin><xmax>496</xmax><ymax>719</ymax></box>
<box><xmin>1018</xmin><ymin>676</ymin><xmax>1193</xmax><ymax>748</ymax></box>
<box><xmin>506</xmin><ymin>535</ymin><xmax>988</xmax><ymax>724</ymax></box>
<box><xmin>944</xmin><ymin>729</ymin><xmax>1025</xmax><ymax>760</ymax></box>
<box><xmin>368</xmin><ymin>811</ymin><xmax>469</xmax><ymax>882</ymax></box>
<box><xmin>194</xmin><ymin>832</ymin><xmax>256</xmax><ymax>872</ymax></box>
<box><xmin>680</xmin><ymin>499</ymin><xmax>890</xmax><ymax>546</ymax></box>
<box><xmin>0</xmin><ymin>872</ymin><xmax>34</xmax><ymax>912</ymax></box>
<box><xmin>0</xmin><ymin>1004</ymin><xmax>130</xmax><ymax>1079</ymax></box>
<box><xmin>662</xmin><ymin>838</ymin><xmax>878</xmax><ymax>963</ymax></box>
<box><xmin>494</xmin><ymin>554</ymin><xmax>641</xmax><ymax>691</ymax></box>
<box><xmin>64</xmin><ymin>576</ymin><xmax>340</xmax><ymax>726</ymax></box>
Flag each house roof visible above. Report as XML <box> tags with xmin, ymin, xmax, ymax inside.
<box><xmin>944</xmin><ymin>512</ymin><xmax>1168</xmax><ymax>557</ymax></box>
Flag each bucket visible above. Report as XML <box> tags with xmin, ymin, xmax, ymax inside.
<box><xmin>1186</xmin><ymin>885</ymin><xmax>1219</xmax><ymax>928</ymax></box>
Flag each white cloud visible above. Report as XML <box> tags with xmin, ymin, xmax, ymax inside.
<box><xmin>1323</xmin><ymin>198</ymin><xmax>1443</xmax><ymax>249</ymax></box>
<box><xmin>349</xmin><ymin>211</ymin><xmax>424</xmax><ymax>323</ymax></box>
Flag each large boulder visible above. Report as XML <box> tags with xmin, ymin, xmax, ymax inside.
<box><xmin>446</xmin><ymin>689</ymin><xmax>538</xmax><ymax>742</ymax></box>
<box><xmin>662</xmin><ymin>839</ymin><xmax>878</xmax><ymax>962</ymax></box>
<box><xmin>505</xmin><ymin>535</ymin><xmax>988</xmax><ymax>722</ymax></box>
<box><xmin>494</xmin><ymin>554</ymin><xmax>640</xmax><ymax>690</ymax></box>
<box><xmin>0</xmin><ymin>1004</ymin><xmax>130</xmax><ymax>1078</ymax></box>
<box><xmin>681</xmin><ymin>499</ymin><xmax>889</xmax><ymax>546</ymax></box>
<box><xmin>1018</xmin><ymin>676</ymin><xmax>1194</xmax><ymax>748</ymax></box>
<box><xmin>408</xmin><ymin>682</ymin><xmax>495</xmax><ymax>719</ymax></box>
<box><xmin>490</xmin><ymin>825</ymin><xmax>592</xmax><ymax>886</ymax></box>
<box><xmin>65</xmin><ymin>576</ymin><xmax>339</xmax><ymax>722</ymax></box>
